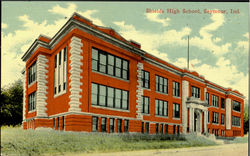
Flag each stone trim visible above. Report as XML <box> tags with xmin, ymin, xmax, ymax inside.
<box><xmin>136</xmin><ymin>62</ymin><xmax>143</xmax><ymax>119</ymax></box>
<box><xmin>36</xmin><ymin>55</ymin><xmax>49</xmax><ymax>117</ymax></box>
<box><xmin>181</xmin><ymin>80</ymin><xmax>189</xmax><ymax>134</ymax></box>
<box><xmin>91</xmin><ymin>105</ymin><xmax>130</xmax><ymax>112</ymax></box>
<box><xmin>22</xmin><ymin>71</ymin><xmax>26</xmax><ymax>120</ymax></box>
<box><xmin>226</xmin><ymin>98</ymin><xmax>232</xmax><ymax>130</ymax></box>
<box><xmin>68</xmin><ymin>36</ymin><xmax>83</xmax><ymax>112</ymax></box>
<box><xmin>204</xmin><ymin>110</ymin><xmax>208</xmax><ymax>133</ymax></box>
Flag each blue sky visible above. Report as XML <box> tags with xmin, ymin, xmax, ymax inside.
<box><xmin>1</xmin><ymin>2</ymin><xmax>249</xmax><ymax>100</ymax></box>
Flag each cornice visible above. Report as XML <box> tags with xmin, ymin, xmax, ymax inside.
<box><xmin>21</xmin><ymin>12</ymin><xmax>145</xmax><ymax>62</ymax></box>
<box><xmin>143</xmin><ymin>56</ymin><xmax>182</xmax><ymax>76</ymax></box>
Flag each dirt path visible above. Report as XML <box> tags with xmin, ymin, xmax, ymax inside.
<box><xmin>69</xmin><ymin>143</ymin><xmax>247</xmax><ymax>156</ymax></box>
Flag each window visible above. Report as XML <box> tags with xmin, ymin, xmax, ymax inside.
<box><xmin>155</xmin><ymin>75</ymin><xmax>168</xmax><ymax>94</ymax></box>
<box><xmin>221</xmin><ymin>114</ymin><xmax>225</xmax><ymax>125</ymax></box>
<box><xmin>124</xmin><ymin>120</ymin><xmax>129</xmax><ymax>133</ymax></box>
<box><xmin>91</xmin><ymin>84</ymin><xmax>98</xmax><ymax>105</ymax></box>
<box><xmin>141</xmin><ymin>122</ymin><xmax>144</xmax><ymax>133</ymax></box>
<box><xmin>221</xmin><ymin>98</ymin><xmax>225</xmax><ymax>109</ymax></box>
<box><xmin>117</xmin><ymin>119</ymin><xmax>122</xmax><ymax>133</ymax></box>
<box><xmin>232</xmin><ymin>100</ymin><xmax>241</xmax><ymax>112</ymax></box>
<box><xmin>142</xmin><ymin>70</ymin><xmax>150</xmax><ymax>89</ymax></box>
<box><xmin>172</xmin><ymin>81</ymin><xmax>180</xmax><ymax>97</ymax></box>
<box><xmin>99</xmin><ymin>86</ymin><xmax>106</xmax><ymax>106</ymax></box>
<box><xmin>173</xmin><ymin>125</ymin><xmax>176</xmax><ymax>134</ymax></box>
<box><xmin>109</xmin><ymin>118</ymin><xmax>114</xmax><ymax>133</ymax></box>
<box><xmin>92</xmin><ymin>116</ymin><xmax>98</xmax><ymax>132</ymax></box>
<box><xmin>208</xmin><ymin>111</ymin><xmax>210</xmax><ymax>123</ymax></box>
<box><xmin>53</xmin><ymin>118</ymin><xmax>55</xmax><ymax>129</ymax></box>
<box><xmin>57</xmin><ymin>117</ymin><xmax>60</xmax><ymax>130</ymax></box>
<box><xmin>91</xmin><ymin>83</ymin><xmax>129</xmax><ymax>110</ymax></box>
<box><xmin>62</xmin><ymin>116</ymin><xmax>65</xmax><ymax>130</ymax></box>
<box><xmin>142</xmin><ymin>96</ymin><xmax>150</xmax><ymax>114</ymax></box>
<box><xmin>155</xmin><ymin>99</ymin><xmax>168</xmax><ymax>117</ymax></box>
<box><xmin>212</xmin><ymin>112</ymin><xmax>219</xmax><ymax>124</ymax></box>
<box><xmin>165</xmin><ymin>124</ymin><xmax>168</xmax><ymax>134</ymax></box>
<box><xmin>145</xmin><ymin>122</ymin><xmax>150</xmax><ymax>134</ymax></box>
<box><xmin>232</xmin><ymin>116</ymin><xmax>241</xmax><ymax>127</ymax></box>
<box><xmin>91</xmin><ymin>47</ymin><xmax>129</xmax><ymax>80</ymax></box>
<box><xmin>173</xmin><ymin>103</ymin><xmax>180</xmax><ymax>118</ymax></box>
<box><xmin>99</xmin><ymin>53</ymin><xmax>107</xmax><ymax>73</ymax></box>
<box><xmin>28</xmin><ymin>92</ymin><xmax>36</xmax><ymax>111</ymax></box>
<box><xmin>155</xmin><ymin>123</ymin><xmax>159</xmax><ymax>134</ymax></box>
<box><xmin>192</xmin><ymin>86</ymin><xmax>200</xmax><ymax>98</ymax></box>
<box><xmin>101</xmin><ymin>118</ymin><xmax>107</xmax><ymax>132</ymax></box>
<box><xmin>212</xmin><ymin>95</ymin><xmax>219</xmax><ymax>107</ymax></box>
<box><xmin>206</xmin><ymin>92</ymin><xmax>210</xmax><ymax>105</ymax></box>
<box><xmin>177</xmin><ymin>125</ymin><xmax>180</xmax><ymax>134</ymax></box>
<box><xmin>160</xmin><ymin>124</ymin><xmax>164</xmax><ymax>134</ymax></box>
<box><xmin>54</xmin><ymin>47</ymin><xmax>67</xmax><ymax>95</ymax></box>
<box><xmin>28</xmin><ymin>62</ymin><xmax>36</xmax><ymax>85</ymax></box>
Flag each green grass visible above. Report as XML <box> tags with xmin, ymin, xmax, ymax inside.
<box><xmin>230</xmin><ymin>134</ymin><xmax>248</xmax><ymax>144</ymax></box>
<box><xmin>1</xmin><ymin>126</ymin><xmax>216</xmax><ymax>156</ymax></box>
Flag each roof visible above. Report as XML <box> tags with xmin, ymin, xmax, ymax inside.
<box><xmin>21</xmin><ymin>12</ymin><xmax>245</xmax><ymax>99</ymax></box>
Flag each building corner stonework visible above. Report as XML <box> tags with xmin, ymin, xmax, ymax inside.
<box><xmin>182</xmin><ymin>80</ymin><xmax>189</xmax><ymax>134</ymax></box>
<box><xmin>68</xmin><ymin>36</ymin><xmax>83</xmax><ymax>113</ymax></box>
<box><xmin>36</xmin><ymin>54</ymin><xmax>49</xmax><ymax>117</ymax></box>
<box><xmin>135</xmin><ymin>62</ymin><xmax>143</xmax><ymax>120</ymax></box>
<box><xmin>22</xmin><ymin>70</ymin><xmax>26</xmax><ymax>122</ymax></box>
<box><xmin>226</xmin><ymin>98</ymin><xmax>232</xmax><ymax>130</ymax></box>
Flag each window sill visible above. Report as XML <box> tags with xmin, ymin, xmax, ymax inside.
<box><xmin>212</xmin><ymin>123</ymin><xmax>219</xmax><ymax>125</ymax></box>
<box><xmin>142</xmin><ymin>113</ymin><xmax>150</xmax><ymax>116</ymax></box>
<box><xmin>232</xmin><ymin>110</ymin><xmax>241</xmax><ymax>113</ymax></box>
<box><xmin>91</xmin><ymin>105</ymin><xmax>129</xmax><ymax>112</ymax></box>
<box><xmin>28</xmin><ymin>110</ymin><xmax>36</xmax><ymax>113</ymax></box>
<box><xmin>155</xmin><ymin>115</ymin><xmax>169</xmax><ymax>119</ymax></box>
<box><xmin>54</xmin><ymin>90</ymin><xmax>67</xmax><ymax>98</ymax></box>
<box><xmin>28</xmin><ymin>81</ymin><xmax>36</xmax><ymax>88</ymax></box>
<box><xmin>172</xmin><ymin>117</ymin><xmax>180</xmax><ymax>120</ymax></box>
<box><xmin>155</xmin><ymin>91</ymin><xmax>168</xmax><ymax>96</ymax></box>
<box><xmin>232</xmin><ymin>125</ymin><xmax>241</xmax><ymax>128</ymax></box>
<box><xmin>173</xmin><ymin>96</ymin><xmax>181</xmax><ymax>99</ymax></box>
<box><xmin>92</xmin><ymin>71</ymin><xmax>129</xmax><ymax>82</ymax></box>
<box><xmin>142</xmin><ymin>87</ymin><xmax>151</xmax><ymax>91</ymax></box>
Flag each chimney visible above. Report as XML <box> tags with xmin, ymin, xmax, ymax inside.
<box><xmin>129</xmin><ymin>40</ymin><xmax>141</xmax><ymax>49</ymax></box>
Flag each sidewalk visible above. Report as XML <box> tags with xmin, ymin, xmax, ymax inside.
<box><xmin>72</xmin><ymin>143</ymin><xmax>247</xmax><ymax>156</ymax></box>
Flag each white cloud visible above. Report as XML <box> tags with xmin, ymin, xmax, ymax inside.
<box><xmin>190</xmin><ymin>13</ymin><xmax>231</xmax><ymax>56</ymax></box>
<box><xmin>113</xmin><ymin>21</ymin><xmax>191</xmax><ymax>62</ymax></box>
<box><xmin>2</xmin><ymin>23</ymin><xmax>8</xmax><ymax>29</ymax></box>
<box><xmin>243</xmin><ymin>32</ymin><xmax>249</xmax><ymax>39</ymax></box>
<box><xmin>213</xmin><ymin>37</ymin><xmax>221</xmax><ymax>43</ymax></box>
<box><xmin>145</xmin><ymin>13</ymin><xmax>170</xmax><ymax>27</ymax></box>
<box><xmin>48</xmin><ymin>3</ymin><xmax>104</xmax><ymax>26</ymax></box>
<box><xmin>48</xmin><ymin>3</ymin><xmax>77</xmax><ymax>17</ymax></box>
<box><xmin>1</xmin><ymin>3</ymin><xmax>104</xmax><ymax>87</ymax></box>
<box><xmin>143</xmin><ymin>11</ymin><xmax>232</xmax><ymax>56</ymax></box>
<box><xmin>1</xmin><ymin>15</ymin><xmax>67</xmax><ymax>87</ymax></box>
<box><xmin>171</xmin><ymin>57</ymin><xmax>248</xmax><ymax>98</ymax></box>
<box><xmin>235</xmin><ymin>33</ymin><xmax>249</xmax><ymax>53</ymax></box>
<box><xmin>171</xmin><ymin>58</ymin><xmax>201</xmax><ymax>70</ymax></box>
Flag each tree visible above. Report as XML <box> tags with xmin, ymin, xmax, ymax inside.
<box><xmin>244</xmin><ymin>102</ymin><xmax>249</xmax><ymax>134</ymax></box>
<box><xmin>0</xmin><ymin>79</ymin><xmax>23</xmax><ymax>126</ymax></box>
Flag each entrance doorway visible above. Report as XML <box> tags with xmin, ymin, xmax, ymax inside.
<box><xmin>194</xmin><ymin>110</ymin><xmax>201</xmax><ymax>133</ymax></box>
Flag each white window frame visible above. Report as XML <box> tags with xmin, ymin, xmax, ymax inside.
<box><xmin>54</xmin><ymin>47</ymin><xmax>67</xmax><ymax>97</ymax></box>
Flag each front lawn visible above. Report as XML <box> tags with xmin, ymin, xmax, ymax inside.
<box><xmin>1</xmin><ymin>126</ymin><xmax>216</xmax><ymax>155</ymax></box>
